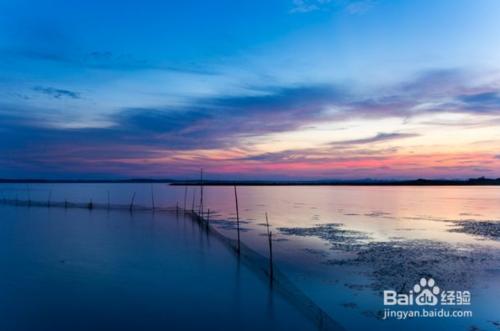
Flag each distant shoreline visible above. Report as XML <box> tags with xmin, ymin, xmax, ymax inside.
<box><xmin>0</xmin><ymin>177</ymin><xmax>499</xmax><ymax>186</ymax></box>
<box><xmin>171</xmin><ymin>178</ymin><xmax>500</xmax><ymax>186</ymax></box>
<box><xmin>0</xmin><ymin>179</ymin><xmax>174</xmax><ymax>184</ymax></box>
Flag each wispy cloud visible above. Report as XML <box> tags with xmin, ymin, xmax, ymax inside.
<box><xmin>236</xmin><ymin>147</ymin><xmax>393</xmax><ymax>163</ymax></box>
<box><xmin>2</xmin><ymin>68</ymin><xmax>500</xmax><ymax>178</ymax></box>
<box><xmin>290</xmin><ymin>0</ymin><xmax>375</xmax><ymax>14</ymax></box>
<box><xmin>330</xmin><ymin>132</ymin><xmax>419</xmax><ymax>146</ymax></box>
<box><xmin>345</xmin><ymin>0</ymin><xmax>375</xmax><ymax>14</ymax></box>
<box><xmin>6</xmin><ymin>68</ymin><xmax>500</xmax><ymax>150</ymax></box>
<box><xmin>290</xmin><ymin>0</ymin><xmax>330</xmax><ymax>13</ymax></box>
<box><xmin>1</xmin><ymin>49</ymin><xmax>216</xmax><ymax>75</ymax></box>
<box><xmin>32</xmin><ymin>86</ymin><xmax>80</xmax><ymax>99</ymax></box>
<box><xmin>82</xmin><ymin>51</ymin><xmax>216</xmax><ymax>74</ymax></box>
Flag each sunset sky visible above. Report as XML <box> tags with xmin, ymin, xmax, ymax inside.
<box><xmin>1</xmin><ymin>0</ymin><xmax>500</xmax><ymax>179</ymax></box>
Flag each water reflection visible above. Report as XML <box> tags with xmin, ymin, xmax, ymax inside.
<box><xmin>1</xmin><ymin>184</ymin><xmax>499</xmax><ymax>330</ymax></box>
<box><xmin>0</xmin><ymin>203</ymin><xmax>317</xmax><ymax>331</ymax></box>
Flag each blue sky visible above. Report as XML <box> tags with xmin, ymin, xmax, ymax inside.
<box><xmin>1</xmin><ymin>0</ymin><xmax>500</xmax><ymax>179</ymax></box>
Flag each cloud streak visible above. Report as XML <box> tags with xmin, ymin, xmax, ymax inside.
<box><xmin>290</xmin><ymin>0</ymin><xmax>375</xmax><ymax>14</ymax></box>
<box><xmin>32</xmin><ymin>86</ymin><xmax>80</xmax><ymax>99</ymax></box>
<box><xmin>330</xmin><ymin>133</ymin><xmax>419</xmax><ymax>146</ymax></box>
<box><xmin>1</xmin><ymin>49</ymin><xmax>217</xmax><ymax>75</ymax></box>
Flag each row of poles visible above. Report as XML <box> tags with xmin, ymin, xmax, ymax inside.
<box><xmin>4</xmin><ymin>172</ymin><xmax>275</xmax><ymax>281</ymax></box>
<box><xmin>187</xmin><ymin>169</ymin><xmax>274</xmax><ymax>280</ymax></box>
<box><xmin>2</xmin><ymin>182</ymin><xmax>339</xmax><ymax>330</ymax></box>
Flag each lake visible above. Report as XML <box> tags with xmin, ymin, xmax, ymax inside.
<box><xmin>1</xmin><ymin>184</ymin><xmax>499</xmax><ymax>330</ymax></box>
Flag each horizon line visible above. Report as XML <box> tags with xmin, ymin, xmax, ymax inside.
<box><xmin>1</xmin><ymin>176</ymin><xmax>499</xmax><ymax>186</ymax></box>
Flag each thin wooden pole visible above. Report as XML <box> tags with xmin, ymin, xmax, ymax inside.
<box><xmin>269</xmin><ymin>231</ymin><xmax>274</xmax><ymax>280</ymax></box>
<box><xmin>88</xmin><ymin>199</ymin><xmax>93</xmax><ymax>210</ymax></box>
<box><xmin>199</xmin><ymin>169</ymin><xmax>204</xmax><ymax>216</ymax></box>
<box><xmin>183</xmin><ymin>186</ymin><xmax>188</xmax><ymax>213</ymax></box>
<box><xmin>47</xmin><ymin>190</ymin><xmax>52</xmax><ymax>208</ymax></box>
<box><xmin>191</xmin><ymin>189</ymin><xmax>195</xmax><ymax>213</ymax></box>
<box><xmin>206</xmin><ymin>208</ymin><xmax>210</xmax><ymax>227</ymax></box>
<box><xmin>129</xmin><ymin>192</ymin><xmax>136</xmax><ymax>212</ymax></box>
<box><xmin>266</xmin><ymin>212</ymin><xmax>273</xmax><ymax>280</ymax></box>
<box><xmin>107</xmin><ymin>190</ymin><xmax>110</xmax><ymax>210</ymax></box>
<box><xmin>234</xmin><ymin>186</ymin><xmax>241</xmax><ymax>254</ymax></box>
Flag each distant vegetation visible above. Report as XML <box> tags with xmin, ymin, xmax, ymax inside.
<box><xmin>170</xmin><ymin>177</ymin><xmax>500</xmax><ymax>186</ymax></box>
<box><xmin>1</xmin><ymin>177</ymin><xmax>499</xmax><ymax>186</ymax></box>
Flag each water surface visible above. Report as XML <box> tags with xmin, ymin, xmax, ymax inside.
<box><xmin>1</xmin><ymin>184</ymin><xmax>499</xmax><ymax>330</ymax></box>
<box><xmin>0</xmin><ymin>203</ymin><xmax>315</xmax><ymax>331</ymax></box>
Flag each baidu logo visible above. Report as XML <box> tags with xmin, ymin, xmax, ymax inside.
<box><xmin>382</xmin><ymin>277</ymin><xmax>473</xmax><ymax>320</ymax></box>
<box><xmin>414</xmin><ymin>277</ymin><xmax>440</xmax><ymax>305</ymax></box>
<box><xmin>383</xmin><ymin>277</ymin><xmax>471</xmax><ymax>306</ymax></box>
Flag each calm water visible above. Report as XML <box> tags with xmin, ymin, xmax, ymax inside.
<box><xmin>0</xmin><ymin>203</ymin><xmax>315</xmax><ymax>331</ymax></box>
<box><xmin>1</xmin><ymin>184</ymin><xmax>499</xmax><ymax>330</ymax></box>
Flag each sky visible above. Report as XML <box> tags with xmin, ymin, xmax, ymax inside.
<box><xmin>1</xmin><ymin>0</ymin><xmax>500</xmax><ymax>179</ymax></box>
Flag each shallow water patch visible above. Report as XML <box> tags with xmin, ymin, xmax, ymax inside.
<box><xmin>277</xmin><ymin>223</ymin><xmax>370</xmax><ymax>250</ymax></box>
<box><xmin>328</xmin><ymin>240</ymin><xmax>500</xmax><ymax>292</ymax></box>
<box><xmin>447</xmin><ymin>220</ymin><xmax>500</xmax><ymax>241</ymax></box>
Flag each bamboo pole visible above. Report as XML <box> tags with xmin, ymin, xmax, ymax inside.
<box><xmin>191</xmin><ymin>189</ymin><xmax>195</xmax><ymax>213</ymax></box>
<box><xmin>199</xmin><ymin>168</ymin><xmax>204</xmax><ymax>216</ymax></box>
<box><xmin>206</xmin><ymin>208</ymin><xmax>211</xmax><ymax>229</ymax></box>
<box><xmin>269</xmin><ymin>231</ymin><xmax>274</xmax><ymax>279</ymax></box>
<box><xmin>129</xmin><ymin>192</ymin><xmax>136</xmax><ymax>212</ymax></box>
<box><xmin>265</xmin><ymin>212</ymin><xmax>274</xmax><ymax>280</ymax></box>
<box><xmin>234</xmin><ymin>186</ymin><xmax>241</xmax><ymax>254</ymax></box>
<box><xmin>183</xmin><ymin>186</ymin><xmax>188</xmax><ymax>214</ymax></box>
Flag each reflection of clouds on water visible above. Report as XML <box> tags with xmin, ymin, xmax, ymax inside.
<box><xmin>364</xmin><ymin>211</ymin><xmax>394</xmax><ymax>219</ymax></box>
<box><xmin>258</xmin><ymin>233</ymin><xmax>289</xmax><ymax>242</ymax></box>
<box><xmin>402</xmin><ymin>215</ymin><xmax>445</xmax><ymax>221</ymax></box>
<box><xmin>3</xmin><ymin>184</ymin><xmax>500</xmax><ymax>330</ymax></box>
<box><xmin>460</xmin><ymin>212</ymin><xmax>483</xmax><ymax>217</ymax></box>
<box><xmin>209</xmin><ymin>219</ymin><xmax>251</xmax><ymax>232</ymax></box>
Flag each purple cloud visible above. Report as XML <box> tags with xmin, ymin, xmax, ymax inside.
<box><xmin>2</xmin><ymin>68</ymin><xmax>500</xmax><ymax>177</ymax></box>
